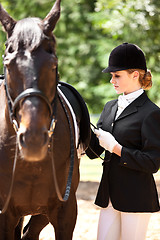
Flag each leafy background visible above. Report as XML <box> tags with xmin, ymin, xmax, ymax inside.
<box><xmin>0</xmin><ymin>0</ymin><xmax>160</xmax><ymax>113</ymax></box>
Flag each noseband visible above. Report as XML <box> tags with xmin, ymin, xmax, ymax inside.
<box><xmin>4</xmin><ymin>67</ymin><xmax>57</xmax><ymax>136</ymax></box>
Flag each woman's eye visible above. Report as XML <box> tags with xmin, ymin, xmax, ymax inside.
<box><xmin>115</xmin><ymin>75</ymin><xmax>120</xmax><ymax>78</ymax></box>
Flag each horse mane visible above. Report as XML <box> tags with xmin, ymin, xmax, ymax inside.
<box><xmin>7</xmin><ymin>17</ymin><xmax>56</xmax><ymax>51</ymax></box>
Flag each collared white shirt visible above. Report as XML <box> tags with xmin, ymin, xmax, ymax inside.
<box><xmin>115</xmin><ymin>89</ymin><xmax>144</xmax><ymax>119</ymax></box>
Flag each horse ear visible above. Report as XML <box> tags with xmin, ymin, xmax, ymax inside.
<box><xmin>43</xmin><ymin>0</ymin><xmax>61</xmax><ymax>34</ymax></box>
<box><xmin>0</xmin><ymin>4</ymin><xmax>16</xmax><ymax>37</ymax></box>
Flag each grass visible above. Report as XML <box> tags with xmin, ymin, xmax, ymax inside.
<box><xmin>78</xmin><ymin>114</ymin><xmax>103</xmax><ymax>182</ymax></box>
<box><xmin>79</xmin><ymin>155</ymin><xmax>160</xmax><ymax>183</ymax></box>
<box><xmin>79</xmin><ymin>155</ymin><xmax>103</xmax><ymax>182</ymax></box>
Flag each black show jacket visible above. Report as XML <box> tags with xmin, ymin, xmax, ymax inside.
<box><xmin>86</xmin><ymin>92</ymin><xmax>160</xmax><ymax>212</ymax></box>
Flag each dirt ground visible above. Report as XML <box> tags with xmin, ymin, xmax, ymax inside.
<box><xmin>37</xmin><ymin>173</ymin><xmax>160</xmax><ymax>240</ymax></box>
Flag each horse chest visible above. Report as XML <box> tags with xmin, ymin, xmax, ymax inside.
<box><xmin>12</xmin><ymin>161</ymin><xmax>54</xmax><ymax>210</ymax></box>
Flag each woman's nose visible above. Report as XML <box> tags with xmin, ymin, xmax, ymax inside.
<box><xmin>110</xmin><ymin>77</ymin><xmax>115</xmax><ymax>84</ymax></box>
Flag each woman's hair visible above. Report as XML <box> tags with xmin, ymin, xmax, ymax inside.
<box><xmin>126</xmin><ymin>69</ymin><xmax>152</xmax><ymax>90</ymax></box>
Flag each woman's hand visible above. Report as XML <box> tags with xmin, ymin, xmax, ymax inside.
<box><xmin>94</xmin><ymin>128</ymin><xmax>122</xmax><ymax>156</ymax></box>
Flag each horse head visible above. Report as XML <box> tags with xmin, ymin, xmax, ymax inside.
<box><xmin>0</xmin><ymin>0</ymin><xmax>61</xmax><ymax>161</ymax></box>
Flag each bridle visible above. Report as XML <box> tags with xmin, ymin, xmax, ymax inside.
<box><xmin>4</xmin><ymin>67</ymin><xmax>57</xmax><ymax>135</ymax></box>
<box><xmin>0</xmin><ymin>65</ymin><xmax>75</xmax><ymax>214</ymax></box>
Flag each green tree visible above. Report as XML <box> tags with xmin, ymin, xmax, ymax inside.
<box><xmin>0</xmin><ymin>0</ymin><xmax>112</xmax><ymax>113</ymax></box>
<box><xmin>92</xmin><ymin>0</ymin><xmax>160</xmax><ymax>70</ymax></box>
<box><xmin>91</xmin><ymin>0</ymin><xmax>160</xmax><ymax>107</ymax></box>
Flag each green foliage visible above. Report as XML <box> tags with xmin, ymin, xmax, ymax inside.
<box><xmin>148</xmin><ymin>73</ymin><xmax>160</xmax><ymax>107</ymax></box>
<box><xmin>91</xmin><ymin>0</ymin><xmax>160</xmax><ymax>108</ymax></box>
<box><xmin>92</xmin><ymin>0</ymin><xmax>160</xmax><ymax>72</ymax></box>
<box><xmin>0</xmin><ymin>0</ymin><xmax>160</xmax><ymax>113</ymax></box>
<box><xmin>55</xmin><ymin>0</ymin><xmax>110</xmax><ymax>109</ymax></box>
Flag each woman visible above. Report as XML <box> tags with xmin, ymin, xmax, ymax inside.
<box><xmin>86</xmin><ymin>42</ymin><xmax>160</xmax><ymax>240</ymax></box>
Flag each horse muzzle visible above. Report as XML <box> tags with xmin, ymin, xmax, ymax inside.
<box><xmin>17</xmin><ymin>126</ymin><xmax>50</xmax><ymax>161</ymax></box>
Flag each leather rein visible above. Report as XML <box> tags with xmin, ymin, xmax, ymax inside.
<box><xmin>0</xmin><ymin>68</ymin><xmax>75</xmax><ymax>213</ymax></box>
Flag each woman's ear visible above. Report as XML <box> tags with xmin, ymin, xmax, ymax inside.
<box><xmin>133</xmin><ymin>71</ymin><xmax>139</xmax><ymax>80</ymax></box>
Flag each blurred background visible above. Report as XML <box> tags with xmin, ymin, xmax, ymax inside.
<box><xmin>1</xmin><ymin>0</ymin><xmax>160</xmax><ymax>115</ymax></box>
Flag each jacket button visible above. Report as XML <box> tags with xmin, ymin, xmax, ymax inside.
<box><xmin>111</xmin><ymin>123</ymin><xmax>114</xmax><ymax>127</ymax></box>
<box><xmin>124</xmin><ymin>162</ymin><xmax>127</xmax><ymax>165</ymax></box>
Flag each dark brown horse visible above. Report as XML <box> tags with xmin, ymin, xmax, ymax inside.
<box><xmin>0</xmin><ymin>1</ymin><xmax>90</xmax><ymax>239</ymax></box>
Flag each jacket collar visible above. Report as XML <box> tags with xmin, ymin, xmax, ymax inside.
<box><xmin>112</xmin><ymin>91</ymin><xmax>148</xmax><ymax>122</ymax></box>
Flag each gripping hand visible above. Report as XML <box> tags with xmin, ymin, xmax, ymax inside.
<box><xmin>94</xmin><ymin>128</ymin><xmax>118</xmax><ymax>153</ymax></box>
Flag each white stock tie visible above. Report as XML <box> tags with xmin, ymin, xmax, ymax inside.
<box><xmin>115</xmin><ymin>89</ymin><xmax>144</xmax><ymax>119</ymax></box>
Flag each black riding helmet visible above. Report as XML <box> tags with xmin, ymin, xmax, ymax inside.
<box><xmin>102</xmin><ymin>42</ymin><xmax>147</xmax><ymax>73</ymax></box>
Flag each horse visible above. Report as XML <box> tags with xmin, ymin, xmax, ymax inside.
<box><xmin>0</xmin><ymin>1</ymin><xmax>90</xmax><ymax>239</ymax></box>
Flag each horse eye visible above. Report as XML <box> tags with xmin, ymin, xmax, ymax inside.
<box><xmin>45</xmin><ymin>47</ymin><xmax>53</xmax><ymax>54</ymax></box>
<box><xmin>8</xmin><ymin>45</ymin><xmax>14</xmax><ymax>53</ymax></box>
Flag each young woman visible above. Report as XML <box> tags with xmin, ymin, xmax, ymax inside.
<box><xmin>86</xmin><ymin>42</ymin><xmax>160</xmax><ymax>240</ymax></box>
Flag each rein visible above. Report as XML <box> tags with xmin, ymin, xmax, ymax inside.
<box><xmin>0</xmin><ymin>67</ymin><xmax>75</xmax><ymax>214</ymax></box>
<box><xmin>89</xmin><ymin>122</ymin><xmax>111</xmax><ymax>162</ymax></box>
<box><xmin>49</xmin><ymin>92</ymin><xmax>75</xmax><ymax>201</ymax></box>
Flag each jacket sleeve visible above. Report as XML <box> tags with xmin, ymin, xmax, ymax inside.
<box><xmin>120</xmin><ymin>109</ymin><xmax>160</xmax><ymax>173</ymax></box>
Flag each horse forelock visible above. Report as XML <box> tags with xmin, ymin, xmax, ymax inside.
<box><xmin>7</xmin><ymin>17</ymin><xmax>56</xmax><ymax>52</ymax></box>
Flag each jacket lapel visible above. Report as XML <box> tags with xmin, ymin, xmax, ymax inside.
<box><xmin>110</xmin><ymin>100</ymin><xmax>118</xmax><ymax>121</ymax></box>
<box><xmin>115</xmin><ymin>92</ymin><xmax>148</xmax><ymax>122</ymax></box>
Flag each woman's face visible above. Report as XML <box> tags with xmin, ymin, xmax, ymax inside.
<box><xmin>110</xmin><ymin>70</ymin><xmax>141</xmax><ymax>95</ymax></box>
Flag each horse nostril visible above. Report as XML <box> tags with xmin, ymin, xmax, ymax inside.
<box><xmin>19</xmin><ymin>130</ymin><xmax>49</xmax><ymax>149</ymax></box>
<box><xmin>19</xmin><ymin>133</ymin><xmax>26</xmax><ymax>148</ymax></box>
